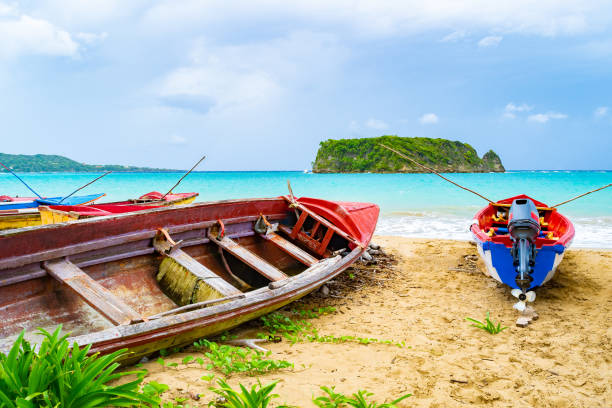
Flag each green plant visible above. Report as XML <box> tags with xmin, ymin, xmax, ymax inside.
<box><xmin>198</xmin><ymin>340</ymin><xmax>292</xmax><ymax>376</ymax></box>
<box><xmin>258</xmin><ymin>312</ymin><xmax>313</xmax><ymax>344</ymax></box>
<box><xmin>466</xmin><ymin>312</ymin><xmax>508</xmax><ymax>334</ymax></box>
<box><xmin>312</xmin><ymin>386</ymin><xmax>346</xmax><ymax>407</ymax></box>
<box><xmin>201</xmin><ymin>373</ymin><xmax>216</xmax><ymax>382</ymax></box>
<box><xmin>208</xmin><ymin>379</ymin><xmax>279</xmax><ymax>408</ymax></box>
<box><xmin>141</xmin><ymin>381</ymin><xmax>169</xmax><ymax>398</ymax></box>
<box><xmin>257</xmin><ymin>311</ymin><xmax>404</xmax><ymax>348</ymax></box>
<box><xmin>0</xmin><ymin>326</ymin><xmax>157</xmax><ymax>407</ymax></box>
<box><xmin>313</xmin><ymin>387</ymin><xmax>411</xmax><ymax>408</ymax></box>
<box><xmin>343</xmin><ymin>390</ymin><xmax>410</xmax><ymax>408</ymax></box>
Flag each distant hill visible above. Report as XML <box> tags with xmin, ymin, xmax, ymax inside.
<box><xmin>0</xmin><ymin>153</ymin><xmax>178</xmax><ymax>173</ymax></box>
<box><xmin>312</xmin><ymin>136</ymin><xmax>505</xmax><ymax>173</ymax></box>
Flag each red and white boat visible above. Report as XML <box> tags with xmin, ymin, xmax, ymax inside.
<box><xmin>470</xmin><ymin>194</ymin><xmax>575</xmax><ymax>310</ymax></box>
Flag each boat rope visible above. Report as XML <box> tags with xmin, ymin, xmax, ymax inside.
<box><xmin>57</xmin><ymin>171</ymin><xmax>112</xmax><ymax>204</ymax></box>
<box><xmin>551</xmin><ymin>182</ymin><xmax>612</xmax><ymax>208</ymax></box>
<box><xmin>161</xmin><ymin>154</ymin><xmax>206</xmax><ymax>199</ymax></box>
<box><xmin>379</xmin><ymin>144</ymin><xmax>495</xmax><ymax>203</ymax></box>
<box><xmin>0</xmin><ymin>161</ymin><xmax>43</xmax><ymax>199</ymax></box>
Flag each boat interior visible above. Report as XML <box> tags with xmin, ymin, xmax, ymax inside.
<box><xmin>476</xmin><ymin>201</ymin><xmax>573</xmax><ymax>247</ymax></box>
<box><xmin>0</xmin><ymin>197</ymin><xmax>359</xmax><ymax>348</ymax></box>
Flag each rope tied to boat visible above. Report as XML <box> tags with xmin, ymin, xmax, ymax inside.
<box><xmin>551</xmin><ymin>183</ymin><xmax>612</xmax><ymax>208</ymax></box>
<box><xmin>379</xmin><ymin>144</ymin><xmax>495</xmax><ymax>203</ymax></box>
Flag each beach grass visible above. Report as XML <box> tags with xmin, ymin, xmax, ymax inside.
<box><xmin>0</xmin><ymin>326</ymin><xmax>157</xmax><ymax>407</ymax></box>
<box><xmin>465</xmin><ymin>311</ymin><xmax>508</xmax><ymax>334</ymax></box>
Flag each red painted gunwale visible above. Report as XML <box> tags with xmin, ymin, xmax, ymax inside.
<box><xmin>41</xmin><ymin>192</ymin><xmax>198</xmax><ymax>217</ymax></box>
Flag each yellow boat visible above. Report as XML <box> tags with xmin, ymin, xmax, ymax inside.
<box><xmin>0</xmin><ymin>210</ymin><xmax>42</xmax><ymax>230</ymax></box>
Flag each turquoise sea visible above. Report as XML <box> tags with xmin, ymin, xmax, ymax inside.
<box><xmin>1</xmin><ymin>171</ymin><xmax>610</xmax><ymax>248</ymax></box>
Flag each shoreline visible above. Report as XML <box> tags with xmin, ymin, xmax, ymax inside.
<box><xmin>137</xmin><ymin>236</ymin><xmax>611</xmax><ymax>407</ymax></box>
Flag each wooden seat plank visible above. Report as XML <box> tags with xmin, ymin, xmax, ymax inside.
<box><xmin>259</xmin><ymin>232</ymin><xmax>318</xmax><ymax>267</ymax></box>
<box><xmin>210</xmin><ymin>235</ymin><xmax>288</xmax><ymax>282</ymax></box>
<box><xmin>159</xmin><ymin>247</ymin><xmax>242</xmax><ymax>297</ymax></box>
<box><xmin>44</xmin><ymin>259</ymin><xmax>142</xmax><ymax>325</ymax></box>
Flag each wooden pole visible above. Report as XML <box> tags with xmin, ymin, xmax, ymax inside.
<box><xmin>57</xmin><ymin>171</ymin><xmax>112</xmax><ymax>204</ymax></box>
<box><xmin>161</xmin><ymin>155</ymin><xmax>206</xmax><ymax>199</ymax></box>
<box><xmin>379</xmin><ymin>143</ymin><xmax>495</xmax><ymax>203</ymax></box>
<box><xmin>0</xmin><ymin>161</ymin><xmax>43</xmax><ymax>198</ymax></box>
<box><xmin>552</xmin><ymin>183</ymin><xmax>612</xmax><ymax>208</ymax></box>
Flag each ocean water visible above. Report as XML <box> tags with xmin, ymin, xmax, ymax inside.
<box><xmin>1</xmin><ymin>171</ymin><xmax>610</xmax><ymax>248</ymax></box>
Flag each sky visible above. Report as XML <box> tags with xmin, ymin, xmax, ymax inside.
<box><xmin>0</xmin><ymin>1</ymin><xmax>611</xmax><ymax>171</ymax></box>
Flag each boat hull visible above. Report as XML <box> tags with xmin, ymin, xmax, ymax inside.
<box><xmin>0</xmin><ymin>196</ymin><xmax>378</xmax><ymax>361</ymax></box>
<box><xmin>472</xmin><ymin>233</ymin><xmax>567</xmax><ymax>289</ymax></box>
<box><xmin>470</xmin><ymin>194</ymin><xmax>574</xmax><ymax>290</ymax></box>
<box><xmin>38</xmin><ymin>192</ymin><xmax>198</xmax><ymax>225</ymax></box>
<box><xmin>0</xmin><ymin>194</ymin><xmax>105</xmax><ymax>210</ymax></box>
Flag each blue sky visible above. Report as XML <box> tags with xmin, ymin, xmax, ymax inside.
<box><xmin>0</xmin><ymin>1</ymin><xmax>611</xmax><ymax>170</ymax></box>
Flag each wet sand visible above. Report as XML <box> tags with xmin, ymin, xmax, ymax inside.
<box><xmin>141</xmin><ymin>237</ymin><xmax>611</xmax><ymax>407</ymax></box>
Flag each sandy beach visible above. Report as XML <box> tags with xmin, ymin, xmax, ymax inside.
<box><xmin>140</xmin><ymin>236</ymin><xmax>611</xmax><ymax>407</ymax></box>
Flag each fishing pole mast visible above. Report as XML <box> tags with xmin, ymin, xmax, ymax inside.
<box><xmin>161</xmin><ymin>155</ymin><xmax>206</xmax><ymax>199</ymax></box>
<box><xmin>57</xmin><ymin>171</ymin><xmax>112</xmax><ymax>204</ymax></box>
<box><xmin>0</xmin><ymin>161</ymin><xmax>43</xmax><ymax>199</ymax></box>
<box><xmin>379</xmin><ymin>144</ymin><xmax>495</xmax><ymax>203</ymax></box>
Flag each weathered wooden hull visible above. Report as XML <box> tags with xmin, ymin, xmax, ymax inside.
<box><xmin>0</xmin><ymin>196</ymin><xmax>378</xmax><ymax>361</ymax></box>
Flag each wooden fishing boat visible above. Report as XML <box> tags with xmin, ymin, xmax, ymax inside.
<box><xmin>0</xmin><ymin>193</ymin><xmax>105</xmax><ymax>210</ymax></box>
<box><xmin>38</xmin><ymin>192</ymin><xmax>198</xmax><ymax>225</ymax></box>
<box><xmin>470</xmin><ymin>194</ymin><xmax>574</xmax><ymax>310</ymax></box>
<box><xmin>0</xmin><ymin>196</ymin><xmax>379</xmax><ymax>362</ymax></box>
<box><xmin>0</xmin><ymin>193</ymin><xmax>106</xmax><ymax>230</ymax></box>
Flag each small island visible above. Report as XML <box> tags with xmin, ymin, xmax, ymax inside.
<box><xmin>312</xmin><ymin>135</ymin><xmax>505</xmax><ymax>173</ymax></box>
<box><xmin>0</xmin><ymin>153</ymin><xmax>178</xmax><ymax>173</ymax></box>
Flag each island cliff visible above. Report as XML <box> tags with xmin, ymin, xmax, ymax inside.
<box><xmin>312</xmin><ymin>136</ymin><xmax>505</xmax><ymax>173</ymax></box>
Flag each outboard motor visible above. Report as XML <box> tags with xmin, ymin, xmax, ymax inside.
<box><xmin>508</xmin><ymin>199</ymin><xmax>540</xmax><ymax>297</ymax></box>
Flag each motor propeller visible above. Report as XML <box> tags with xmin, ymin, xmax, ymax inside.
<box><xmin>511</xmin><ymin>288</ymin><xmax>536</xmax><ymax>311</ymax></box>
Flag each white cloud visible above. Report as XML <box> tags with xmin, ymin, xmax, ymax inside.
<box><xmin>157</xmin><ymin>32</ymin><xmax>347</xmax><ymax>115</ymax></box>
<box><xmin>505</xmin><ymin>102</ymin><xmax>533</xmax><ymax>112</ymax></box>
<box><xmin>143</xmin><ymin>1</ymin><xmax>611</xmax><ymax>38</ymax></box>
<box><xmin>419</xmin><ymin>113</ymin><xmax>439</xmax><ymax>124</ymax></box>
<box><xmin>168</xmin><ymin>134</ymin><xmax>187</xmax><ymax>145</ymax></box>
<box><xmin>0</xmin><ymin>2</ymin><xmax>16</xmax><ymax>17</ymax></box>
<box><xmin>159</xmin><ymin>66</ymin><xmax>280</xmax><ymax>114</ymax></box>
<box><xmin>440</xmin><ymin>30</ymin><xmax>467</xmax><ymax>42</ymax></box>
<box><xmin>503</xmin><ymin>102</ymin><xmax>533</xmax><ymax>118</ymax></box>
<box><xmin>75</xmin><ymin>31</ymin><xmax>108</xmax><ymax>45</ymax></box>
<box><xmin>32</xmin><ymin>0</ymin><xmax>148</xmax><ymax>28</ymax></box>
<box><xmin>594</xmin><ymin>106</ymin><xmax>608</xmax><ymax>117</ymax></box>
<box><xmin>0</xmin><ymin>15</ymin><xmax>78</xmax><ymax>58</ymax></box>
<box><xmin>365</xmin><ymin>118</ymin><xmax>388</xmax><ymax>130</ymax></box>
<box><xmin>478</xmin><ymin>35</ymin><xmax>503</xmax><ymax>48</ymax></box>
<box><xmin>528</xmin><ymin>112</ymin><xmax>568</xmax><ymax>123</ymax></box>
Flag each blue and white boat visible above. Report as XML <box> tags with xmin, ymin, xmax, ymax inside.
<box><xmin>470</xmin><ymin>194</ymin><xmax>575</xmax><ymax>311</ymax></box>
